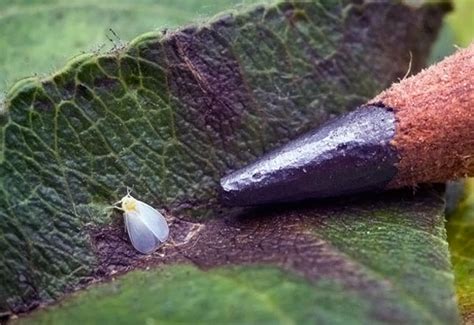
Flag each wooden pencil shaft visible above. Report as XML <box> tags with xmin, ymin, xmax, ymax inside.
<box><xmin>373</xmin><ymin>43</ymin><xmax>474</xmax><ymax>187</ymax></box>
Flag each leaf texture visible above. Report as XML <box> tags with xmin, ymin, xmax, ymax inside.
<box><xmin>0</xmin><ymin>0</ymin><xmax>458</xmax><ymax>323</ymax></box>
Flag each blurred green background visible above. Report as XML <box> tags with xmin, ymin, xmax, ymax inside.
<box><xmin>0</xmin><ymin>0</ymin><xmax>259</xmax><ymax>92</ymax></box>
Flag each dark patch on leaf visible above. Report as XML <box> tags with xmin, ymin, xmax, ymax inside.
<box><xmin>88</xmin><ymin>187</ymin><xmax>457</xmax><ymax>323</ymax></box>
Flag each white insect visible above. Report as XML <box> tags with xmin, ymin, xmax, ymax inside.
<box><xmin>115</xmin><ymin>191</ymin><xmax>169</xmax><ymax>254</ymax></box>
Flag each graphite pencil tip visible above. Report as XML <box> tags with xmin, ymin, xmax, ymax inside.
<box><xmin>219</xmin><ymin>104</ymin><xmax>399</xmax><ymax>206</ymax></box>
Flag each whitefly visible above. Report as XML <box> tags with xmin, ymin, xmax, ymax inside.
<box><xmin>115</xmin><ymin>191</ymin><xmax>169</xmax><ymax>254</ymax></box>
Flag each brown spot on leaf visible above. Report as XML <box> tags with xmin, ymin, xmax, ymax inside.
<box><xmin>164</xmin><ymin>28</ymin><xmax>253</xmax><ymax>141</ymax></box>
<box><xmin>89</xmin><ymin>187</ymin><xmax>444</xmax><ymax>304</ymax></box>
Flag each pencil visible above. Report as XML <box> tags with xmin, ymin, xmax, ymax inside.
<box><xmin>219</xmin><ymin>43</ymin><xmax>474</xmax><ymax>206</ymax></box>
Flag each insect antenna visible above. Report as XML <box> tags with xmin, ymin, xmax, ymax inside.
<box><xmin>109</xmin><ymin>28</ymin><xmax>121</xmax><ymax>41</ymax></box>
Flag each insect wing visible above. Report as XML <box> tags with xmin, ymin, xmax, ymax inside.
<box><xmin>124</xmin><ymin>211</ymin><xmax>161</xmax><ymax>254</ymax></box>
<box><xmin>136</xmin><ymin>200</ymin><xmax>169</xmax><ymax>242</ymax></box>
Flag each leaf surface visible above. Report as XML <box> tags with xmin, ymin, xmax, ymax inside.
<box><xmin>0</xmin><ymin>1</ymin><xmax>459</xmax><ymax>323</ymax></box>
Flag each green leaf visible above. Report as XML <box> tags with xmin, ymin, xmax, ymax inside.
<box><xmin>11</xmin><ymin>262</ymin><xmax>449</xmax><ymax>324</ymax></box>
<box><xmin>0</xmin><ymin>0</ymin><xmax>459</xmax><ymax>323</ymax></box>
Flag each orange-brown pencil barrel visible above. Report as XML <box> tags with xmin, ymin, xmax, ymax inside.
<box><xmin>373</xmin><ymin>43</ymin><xmax>474</xmax><ymax>188</ymax></box>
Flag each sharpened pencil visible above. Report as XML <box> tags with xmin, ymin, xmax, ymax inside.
<box><xmin>219</xmin><ymin>43</ymin><xmax>474</xmax><ymax>206</ymax></box>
